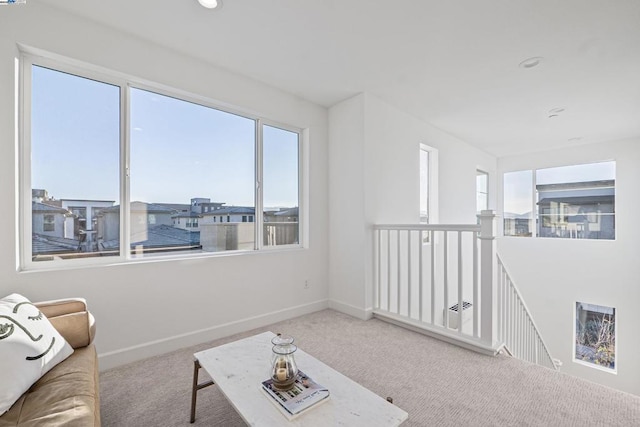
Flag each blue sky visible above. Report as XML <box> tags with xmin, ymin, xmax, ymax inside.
<box><xmin>31</xmin><ymin>65</ymin><xmax>298</xmax><ymax>208</ymax></box>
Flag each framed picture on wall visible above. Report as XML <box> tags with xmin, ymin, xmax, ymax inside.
<box><xmin>574</xmin><ymin>302</ymin><xmax>616</xmax><ymax>373</ymax></box>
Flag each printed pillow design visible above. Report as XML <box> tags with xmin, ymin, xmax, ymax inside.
<box><xmin>0</xmin><ymin>293</ymin><xmax>74</xmax><ymax>415</ymax></box>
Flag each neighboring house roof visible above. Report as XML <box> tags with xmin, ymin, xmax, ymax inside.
<box><xmin>60</xmin><ymin>199</ymin><xmax>115</xmax><ymax>204</ymax></box>
<box><xmin>102</xmin><ymin>224</ymin><xmax>200</xmax><ymax>249</ymax></box>
<box><xmin>273</xmin><ymin>207</ymin><xmax>298</xmax><ymax>217</ymax></box>
<box><xmin>172</xmin><ymin>212</ymin><xmax>202</xmax><ymax>219</ymax></box>
<box><xmin>536</xmin><ymin>180</ymin><xmax>615</xmax><ymax>192</ymax></box>
<box><xmin>32</xmin><ymin>234</ymin><xmax>79</xmax><ymax>254</ymax></box>
<box><xmin>32</xmin><ymin>201</ymin><xmax>71</xmax><ymax>214</ymax></box>
<box><xmin>154</xmin><ymin>203</ymin><xmax>191</xmax><ymax>213</ymax></box>
<box><xmin>203</xmin><ymin>206</ymin><xmax>255</xmax><ymax>215</ymax></box>
<box><xmin>537</xmin><ymin>196</ymin><xmax>614</xmax><ymax>205</ymax></box>
<box><xmin>131</xmin><ymin>225</ymin><xmax>200</xmax><ymax>248</ymax></box>
<box><xmin>101</xmin><ymin>202</ymin><xmax>178</xmax><ymax>214</ymax></box>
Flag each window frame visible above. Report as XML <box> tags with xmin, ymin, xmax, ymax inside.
<box><xmin>19</xmin><ymin>51</ymin><xmax>305</xmax><ymax>271</ymax></box>
<box><xmin>501</xmin><ymin>160</ymin><xmax>615</xmax><ymax>240</ymax></box>
<box><xmin>42</xmin><ymin>214</ymin><xmax>55</xmax><ymax>232</ymax></box>
<box><xmin>419</xmin><ymin>143</ymin><xmax>439</xmax><ymax>226</ymax></box>
<box><xmin>573</xmin><ymin>301</ymin><xmax>617</xmax><ymax>374</ymax></box>
<box><xmin>476</xmin><ymin>169</ymin><xmax>489</xmax><ymax>214</ymax></box>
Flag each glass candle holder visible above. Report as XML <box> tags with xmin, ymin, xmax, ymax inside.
<box><xmin>270</xmin><ymin>334</ymin><xmax>298</xmax><ymax>390</ymax></box>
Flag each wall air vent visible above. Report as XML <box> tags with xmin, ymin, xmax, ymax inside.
<box><xmin>446</xmin><ymin>301</ymin><xmax>473</xmax><ymax>329</ymax></box>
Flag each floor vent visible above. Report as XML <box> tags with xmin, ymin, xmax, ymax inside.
<box><xmin>446</xmin><ymin>301</ymin><xmax>473</xmax><ymax>329</ymax></box>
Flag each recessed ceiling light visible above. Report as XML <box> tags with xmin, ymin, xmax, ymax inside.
<box><xmin>198</xmin><ymin>0</ymin><xmax>221</xmax><ymax>9</ymax></box>
<box><xmin>518</xmin><ymin>57</ymin><xmax>543</xmax><ymax>69</ymax></box>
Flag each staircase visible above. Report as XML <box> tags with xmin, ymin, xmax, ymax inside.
<box><xmin>497</xmin><ymin>254</ymin><xmax>558</xmax><ymax>369</ymax></box>
<box><xmin>372</xmin><ymin>211</ymin><xmax>559</xmax><ymax>370</ymax></box>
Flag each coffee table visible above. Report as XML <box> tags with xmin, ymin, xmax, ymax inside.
<box><xmin>190</xmin><ymin>331</ymin><xmax>408</xmax><ymax>426</ymax></box>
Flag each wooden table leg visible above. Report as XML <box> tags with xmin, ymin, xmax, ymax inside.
<box><xmin>190</xmin><ymin>359</ymin><xmax>215</xmax><ymax>423</ymax></box>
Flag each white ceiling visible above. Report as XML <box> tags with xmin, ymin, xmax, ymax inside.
<box><xmin>38</xmin><ymin>0</ymin><xmax>640</xmax><ymax>157</ymax></box>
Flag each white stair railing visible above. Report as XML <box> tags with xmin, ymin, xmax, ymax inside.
<box><xmin>372</xmin><ymin>211</ymin><xmax>559</xmax><ymax>370</ymax></box>
<box><xmin>497</xmin><ymin>254</ymin><xmax>559</xmax><ymax>370</ymax></box>
<box><xmin>372</xmin><ymin>211</ymin><xmax>497</xmax><ymax>352</ymax></box>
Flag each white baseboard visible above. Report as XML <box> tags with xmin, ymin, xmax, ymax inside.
<box><xmin>98</xmin><ymin>299</ymin><xmax>329</xmax><ymax>371</ymax></box>
<box><xmin>328</xmin><ymin>299</ymin><xmax>373</xmax><ymax>320</ymax></box>
<box><xmin>373</xmin><ymin>310</ymin><xmax>500</xmax><ymax>356</ymax></box>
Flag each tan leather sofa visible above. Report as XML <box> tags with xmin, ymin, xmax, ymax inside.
<box><xmin>0</xmin><ymin>298</ymin><xmax>100</xmax><ymax>426</ymax></box>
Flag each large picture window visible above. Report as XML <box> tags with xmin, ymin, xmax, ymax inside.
<box><xmin>503</xmin><ymin>161</ymin><xmax>615</xmax><ymax>239</ymax></box>
<box><xmin>22</xmin><ymin>55</ymin><xmax>302</xmax><ymax>268</ymax></box>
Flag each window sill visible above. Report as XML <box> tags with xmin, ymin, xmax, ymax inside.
<box><xmin>19</xmin><ymin>244</ymin><xmax>306</xmax><ymax>274</ymax></box>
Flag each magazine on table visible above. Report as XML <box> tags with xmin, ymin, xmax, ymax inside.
<box><xmin>261</xmin><ymin>370</ymin><xmax>330</xmax><ymax>419</ymax></box>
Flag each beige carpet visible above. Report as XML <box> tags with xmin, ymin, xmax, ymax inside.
<box><xmin>100</xmin><ymin>309</ymin><xmax>640</xmax><ymax>426</ymax></box>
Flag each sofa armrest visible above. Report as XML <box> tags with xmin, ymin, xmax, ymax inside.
<box><xmin>35</xmin><ymin>298</ymin><xmax>96</xmax><ymax>349</ymax></box>
<box><xmin>35</xmin><ymin>297</ymin><xmax>87</xmax><ymax>318</ymax></box>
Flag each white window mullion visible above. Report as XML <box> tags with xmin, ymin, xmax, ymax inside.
<box><xmin>531</xmin><ymin>169</ymin><xmax>537</xmax><ymax>238</ymax></box>
<box><xmin>298</xmin><ymin>128</ymin><xmax>306</xmax><ymax>248</ymax></box>
<box><xmin>19</xmin><ymin>56</ymin><xmax>33</xmax><ymax>270</ymax></box>
<box><xmin>121</xmin><ymin>84</ymin><xmax>131</xmax><ymax>260</ymax></box>
<box><xmin>255</xmin><ymin>119</ymin><xmax>264</xmax><ymax>250</ymax></box>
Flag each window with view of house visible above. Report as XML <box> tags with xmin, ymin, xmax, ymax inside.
<box><xmin>503</xmin><ymin>161</ymin><xmax>615</xmax><ymax>239</ymax></box>
<box><xmin>23</xmin><ymin>55</ymin><xmax>302</xmax><ymax>268</ymax></box>
<box><xmin>30</xmin><ymin>63</ymin><xmax>120</xmax><ymax>259</ymax></box>
<box><xmin>263</xmin><ymin>125</ymin><xmax>299</xmax><ymax>246</ymax></box>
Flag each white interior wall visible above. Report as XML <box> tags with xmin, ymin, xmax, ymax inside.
<box><xmin>0</xmin><ymin>3</ymin><xmax>329</xmax><ymax>370</ymax></box>
<box><xmin>327</xmin><ymin>94</ymin><xmax>367</xmax><ymax>318</ymax></box>
<box><xmin>497</xmin><ymin>138</ymin><xmax>640</xmax><ymax>395</ymax></box>
<box><xmin>329</xmin><ymin>93</ymin><xmax>497</xmax><ymax>317</ymax></box>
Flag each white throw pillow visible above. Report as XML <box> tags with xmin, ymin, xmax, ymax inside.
<box><xmin>0</xmin><ymin>293</ymin><xmax>74</xmax><ymax>415</ymax></box>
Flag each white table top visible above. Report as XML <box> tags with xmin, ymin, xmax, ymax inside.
<box><xmin>195</xmin><ymin>331</ymin><xmax>408</xmax><ymax>426</ymax></box>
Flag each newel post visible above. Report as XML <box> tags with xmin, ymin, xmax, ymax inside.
<box><xmin>478</xmin><ymin>210</ymin><xmax>496</xmax><ymax>347</ymax></box>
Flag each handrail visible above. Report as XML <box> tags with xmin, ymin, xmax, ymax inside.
<box><xmin>372</xmin><ymin>216</ymin><xmax>495</xmax><ymax>350</ymax></box>
<box><xmin>373</xmin><ymin>224</ymin><xmax>481</xmax><ymax>232</ymax></box>
<box><xmin>497</xmin><ymin>253</ymin><xmax>558</xmax><ymax>370</ymax></box>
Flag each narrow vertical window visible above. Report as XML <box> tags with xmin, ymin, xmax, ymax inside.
<box><xmin>31</xmin><ymin>65</ymin><xmax>120</xmax><ymax>261</ymax></box>
<box><xmin>419</xmin><ymin>147</ymin><xmax>430</xmax><ymax>224</ymax></box>
<box><xmin>262</xmin><ymin>125</ymin><xmax>299</xmax><ymax>247</ymax></box>
<box><xmin>476</xmin><ymin>170</ymin><xmax>488</xmax><ymax>214</ymax></box>
<box><xmin>503</xmin><ymin>170</ymin><xmax>533</xmax><ymax>237</ymax></box>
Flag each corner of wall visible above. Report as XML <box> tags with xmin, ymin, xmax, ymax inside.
<box><xmin>328</xmin><ymin>299</ymin><xmax>372</xmax><ymax>321</ymax></box>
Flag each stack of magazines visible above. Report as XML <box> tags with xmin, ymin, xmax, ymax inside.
<box><xmin>261</xmin><ymin>370</ymin><xmax>330</xmax><ymax>419</ymax></box>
